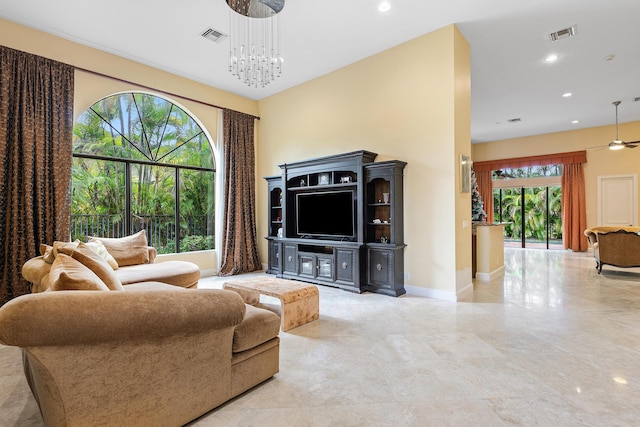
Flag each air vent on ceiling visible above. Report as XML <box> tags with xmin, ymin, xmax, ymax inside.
<box><xmin>507</xmin><ymin>118</ymin><xmax>522</xmax><ymax>123</ymax></box>
<box><xmin>201</xmin><ymin>27</ymin><xmax>227</xmax><ymax>43</ymax></box>
<box><xmin>634</xmin><ymin>97</ymin><xmax>640</xmax><ymax>103</ymax></box>
<box><xmin>549</xmin><ymin>25</ymin><xmax>577</xmax><ymax>42</ymax></box>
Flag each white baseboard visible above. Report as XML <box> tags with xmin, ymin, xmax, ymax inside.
<box><xmin>405</xmin><ymin>284</ymin><xmax>471</xmax><ymax>302</ymax></box>
<box><xmin>474</xmin><ymin>265</ymin><xmax>505</xmax><ymax>281</ymax></box>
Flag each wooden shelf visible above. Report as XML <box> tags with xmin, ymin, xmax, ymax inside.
<box><xmin>289</xmin><ymin>183</ymin><xmax>356</xmax><ymax>191</ymax></box>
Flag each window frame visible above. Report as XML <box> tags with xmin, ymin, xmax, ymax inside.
<box><xmin>71</xmin><ymin>92</ymin><xmax>216</xmax><ymax>253</ymax></box>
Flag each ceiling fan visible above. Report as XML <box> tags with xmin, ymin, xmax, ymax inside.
<box><xmin>494</xmin><ymin>169</ymin><xmax>515</xmax><ymax>179</ymax></box>
<box><xmin>604</xmin><ymin>101</ymin><xmax>639</xmax><ymax>150</ymax></box>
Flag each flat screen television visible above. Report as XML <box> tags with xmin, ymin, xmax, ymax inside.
<box><xmin>296</xmin><ymin>190</ymin><xmax>355</xmax><ymax>239</ymax></box>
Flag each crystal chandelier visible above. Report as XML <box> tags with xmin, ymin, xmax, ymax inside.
<box><xmin>226</xmin><ymin>0</ymin><xmax>284</xmax><ymax>88</ymax></box>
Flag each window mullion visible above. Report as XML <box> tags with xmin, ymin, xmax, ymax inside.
<box><xmin>125</xmin><ymin>163</ymin><xmax>132</xmax><ymax>235</ymax></box>
<box><xmin>175</xmin><ymin>168</ymin><xmax>180</xmax><ymax>253</ymax></box>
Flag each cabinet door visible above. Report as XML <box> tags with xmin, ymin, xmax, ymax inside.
<box><xmin>283</xmin><ymin>244</ymin><xmax>298</xmax><ymax>273</ymax></box>
<box><xmin>367</xmin><ymin>248</ymin><xmax>393</xmax><ymax>289</ymax></box>
<box><xmin>268</xmin><ymin>240</ymin><xmax>280</xmax><ymax>273</ymax></box>
<box><xmin>316</xmin><ymin>254</ymin><xmax>334</xmax><ymax>280</ymax></box>
<box><xmin>299</xmin><ymin>254</ymin><xmax>315</xmax><ymax>278</ymax></box>
<box><xmin>336</xmin><ymin>249</ymin><xmax>356</xmax><ymax>284</ymax></box>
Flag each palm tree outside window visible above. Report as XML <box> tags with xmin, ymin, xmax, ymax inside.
<box><xmin>492</xmin><ymin>165</ymin><xmax>563</xmax><ymax>249</ymax></box>
<box><xmin>71</xmin><ymin>92</ymin><xmax>215</xmax><ymax>254</ymax></box>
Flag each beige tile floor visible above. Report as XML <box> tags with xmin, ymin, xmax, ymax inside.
<box><xmin>3</xmin><ymin>248</ymin><xmax>640</xmax><ymax>426</ymax></box>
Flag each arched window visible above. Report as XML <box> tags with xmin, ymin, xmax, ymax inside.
<box><xmin>71</xmin><ymin>92</ymin><xmax>215</xmax><ymax>254</ymax></box>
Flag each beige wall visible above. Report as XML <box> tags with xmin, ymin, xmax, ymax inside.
<box><xmin>453</xmin><ymin>28</ymin><xmax>473</xmax><ymax>294</ymax></box>
<box><xmin>472</xmin><ymin>120</ymin><xmax>640</xmax><ymax>229</ymax></box>
<box><xmin>1</xmin><ymin>18</ymin><xmax>259</xmax><ymax>273</ymax></box>
<box><xmin>257</xmin><ymin>25</ymin><xmax>472</xmax><ymax>299</ymax></box>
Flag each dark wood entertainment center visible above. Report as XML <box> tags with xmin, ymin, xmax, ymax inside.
<box><xmin>265</xmin><ymin>150</ymin><xmax>406</xmax><ymax>296</ymax></box>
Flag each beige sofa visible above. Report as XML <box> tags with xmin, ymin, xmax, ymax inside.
<box><xmin>0</xmin><ymin>231</ymin><xmax>281</xmax><ymax>426</ymax></box>
<box><xmin>584</xmin><ymin>226</ymin><xmax>640</xmax><ymax>273</ymax></box>
<box><xmin>22</xmin><ymin>233</ymin><xmax>201</xmax><ymax>292</ymax></box>
<box><xmin>0</xmin><ymin>289</ymin><xmax>281</xmax><ymax>426</ymax></box>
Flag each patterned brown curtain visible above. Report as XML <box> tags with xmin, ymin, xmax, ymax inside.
<box><xmin>0</xmin><ymin>46</ymin><xmax>74</xmax><ymax>305</ymax></box>
<box><xmin>218</xmin><ymin>109</ymin><xmax>261</xmax><ymax>276</ymax></box>
<box><xmin>475</xmin><ymin>169</ymin><xmax>494</xmax><ymax>223</ymax></box>
<box><xmin>562</xmin><ymin>163</ymin><xmax>588</xmax><ymax>251</ymax></box>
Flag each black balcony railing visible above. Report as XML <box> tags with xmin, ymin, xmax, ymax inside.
<box><xmin>70</xmin><ymin>214</ymin><xmax>213</xmax><ymax>253</ymax></box>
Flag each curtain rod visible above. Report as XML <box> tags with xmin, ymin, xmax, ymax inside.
<box><xmin>74</xmin><ymin>66</ymin><xmax>260</xmax><ymax>120</ymax></box>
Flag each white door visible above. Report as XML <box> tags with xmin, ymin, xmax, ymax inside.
<box><xmin>597</xmin><ymin>174</ymin><xmax>638</xmax><ymax>226</ymax></box>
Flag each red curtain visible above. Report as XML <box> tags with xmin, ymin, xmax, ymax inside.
<box><xmin>562</xmin><ymin>163</ymin><xmax>588</xmax><ymax>251</ymax></box>
<box><xmin>474</xmin><ymin>151</ymin><xmax>586</xmax><ymax>171</ymax></box>
<box><xmin>475</xmin><ymin>169</ymin><xmax>494</xmax><ymax>223</ymax></box>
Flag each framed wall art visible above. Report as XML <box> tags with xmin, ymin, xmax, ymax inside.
<box><xmin>460</xmin><ymin>154</ymin><xmax>471</xmax><ymax>193</ymax></box>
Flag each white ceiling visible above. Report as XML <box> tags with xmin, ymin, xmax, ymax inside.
<box><xmin>1</xmin><ymin>0</ymin><xmax>639</xmax><ymax>143</ymax></box>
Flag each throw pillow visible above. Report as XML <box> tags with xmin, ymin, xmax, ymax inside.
<box><xmin>46</xmin><ymin>253</ymin><xmax>110</xmax><ymax>291</ymax></box>
<box><xmin>88</xmin><ymin>230</ymin><xmax>150</xmax><ymax>267</ymax></box>
<box><xmin>57</xmin><ymin>242</ymin><xmax>124</xmax><ymax>291</ymax></box>
<box><xmin>40</xmin><ymin>241</ymin><xmax>80</xmax><ymax>264</ymax></box>
<box><xmin>39</xmin><ymin>243</ymin><xmax>53</xmax><ymax>262</ymax></box>
<box><xmin>84</xmin><ymin>240</ymin><xmax>119</xmax><ymax>269</ymax></box>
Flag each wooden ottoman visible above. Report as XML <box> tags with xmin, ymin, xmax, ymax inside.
<box><xmin>223</xmin><ymin>277</ymin><xmax>319</xmax><ymax>331</ymax></box>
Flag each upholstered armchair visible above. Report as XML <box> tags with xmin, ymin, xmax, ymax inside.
<box><xmin>584</xmin><ymin>226</ymin><xmax>640</xmax><ymax>273</ymax></box>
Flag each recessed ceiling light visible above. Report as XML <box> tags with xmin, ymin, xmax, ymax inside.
<box><xmin>544</xmin><ymin>54</ymin><xmax>559</xmax><ymax>63</ymax></box>
<box><xmin>604</xmin><ymin>54</ymin><xmax>615</xmax><ymax>62</ymax></box>
<box><xmin>378</xmin><ymin>1</ymin><xmax>391</xmax><ymax>12</ymax></box>
<box><xmin>562</xmin><ymin>92</ymin><xmax>572</xmax><ymax>98</ymax></box>
<box><xmin>571</xmin><ymin>120</ymin><xmax>580</xmax><ymax>124</ymax></box>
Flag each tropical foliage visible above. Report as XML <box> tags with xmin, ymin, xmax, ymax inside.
<box><xmin>492</xmin><ymin>166</ymin><xmax>563</xmax><ymax>245</ymax></box>
<box><xmin>71</xmin><ymin>93</ymin><xmax>215</xmax><ymax>253</ymax></box>
<box><xmin>494</xmin><ymin>186</ymin><xmax>562</xmax><ymax>241</ymax></box>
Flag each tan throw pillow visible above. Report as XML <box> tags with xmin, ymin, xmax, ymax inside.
<box><xmin>88</xmin><ymin>230</ymin><xmax>150</xmax><ymax>267</ymax></box>
<box><xmin>85</xmin><ymin>240</ymin><xmax>119</xmax><ymax>270</ymax></box>
<box><xmin>40</xmin><ymin>241</ymin><xmax>80</xmax><ymax>264</ymax></box>
<box><xmin>58</xmin><ymin>242</ymin><xmax>124</xmax><ymax>291</ymax></box>
<box><xmin>39</xmin><ymin>243</ymin><xmax>53</xmax><ymax>263</ymax></box>
<box><xmin>47</xmin><ymin>253</ymin><xmax>110</xmax><ymax>291</ymax></box>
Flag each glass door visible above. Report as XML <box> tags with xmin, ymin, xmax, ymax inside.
<box><xmin>494</xmin><ymin>185</ymin><xmax>563</xmax><ymax>249</ymax></box>
<box><xmin>524</xmin><ymin>187</ymin><xmax>546</xmax><ymax>249</ymax></box>
<box><xmin>495</xmin><ymin>187</ymin><xmax>523</xmax><ymax>248</ymax></box>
